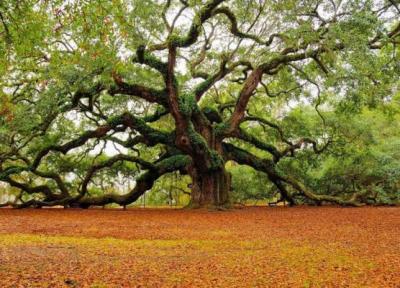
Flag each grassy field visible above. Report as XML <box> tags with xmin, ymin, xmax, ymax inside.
<box><xmin>0</xmin><ymin>207</ymin><xmax>399</xmax><ymax>287</ymax></box>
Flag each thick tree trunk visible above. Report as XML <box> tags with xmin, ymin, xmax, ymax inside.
<box><xmin>189</xmin><ymin>166</ymin><xmax>230</xmax><ymax>208</ymax></box>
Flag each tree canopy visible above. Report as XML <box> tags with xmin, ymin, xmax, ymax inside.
<box><xmin>0</xmin><ymin>0</ymin><xmax>399</xmax><ymax>208</ymax></box>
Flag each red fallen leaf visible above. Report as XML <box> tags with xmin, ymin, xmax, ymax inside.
<box><xmin>0</xmin><ymin>206</ymin><xmax>398</xmax><ymax>287</ymax></box>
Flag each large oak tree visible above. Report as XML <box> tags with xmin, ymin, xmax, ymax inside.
<box><xmin>0</xmin><ymin>0</ymin><xmax>399</xmax><ymax>208</ymax></box>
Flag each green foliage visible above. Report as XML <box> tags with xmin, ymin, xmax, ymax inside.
<box><xmin>278</xmin><ymin>107</ymin><xmax>400</xmax><ymax>204</ymax></box>
<box><xmin>228</xmin><ymin>164</ymin><xmax>275</xmax><ymax>203</ymax></box>
<box><xmin>178</xmin><ymin>93</ymin><xmax>197</xmax><ymax>117</ymax></box>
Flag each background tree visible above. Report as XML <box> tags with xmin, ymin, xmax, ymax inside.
<box><xmin>0</xmin><ymin>0</ymin><xmax>399</xmax><ymax>208</ymax></box>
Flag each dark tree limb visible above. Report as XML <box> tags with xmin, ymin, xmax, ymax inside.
<box><xmin>223</xmin><ymin>143</ymin><xmax>363</xmax><ymax>207</ymax></box>
<box><xmin>77</xmin><ymin>154</ymin><xmax>191</xmax><ymax>206</ymax></box>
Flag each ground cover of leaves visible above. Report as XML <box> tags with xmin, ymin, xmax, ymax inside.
<box><xmin>0</xmin><ymin>206</ymin><xmax>399</xmax><ymax>287</ymax></box>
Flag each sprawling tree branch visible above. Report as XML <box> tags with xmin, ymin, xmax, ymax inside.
<box><xmin>223</xmin><ymin>143</ymin><xmax>364</xmax><ymax>206</ymax></box>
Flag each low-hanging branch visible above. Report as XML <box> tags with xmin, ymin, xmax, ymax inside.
<box><xmin>223</xmin><ymin>143</ymin><xmax>364</xmax><ymax>206</ymax></box>
<box><xmin>77</xmin><ymin>154</ymin><xmax>191</xmax><ymax>207</ymax></box>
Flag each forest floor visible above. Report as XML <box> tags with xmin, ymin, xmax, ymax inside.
<box><xmin>0</xmin><ymin>207</ymin><xmax>399</xmax><ymax>288</ymax></box>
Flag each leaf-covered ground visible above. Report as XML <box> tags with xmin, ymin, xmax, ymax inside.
<box><xmin>0</xmin><ymin>207</ymin><xmax>399</xmax><ymax>287</ymax></box>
